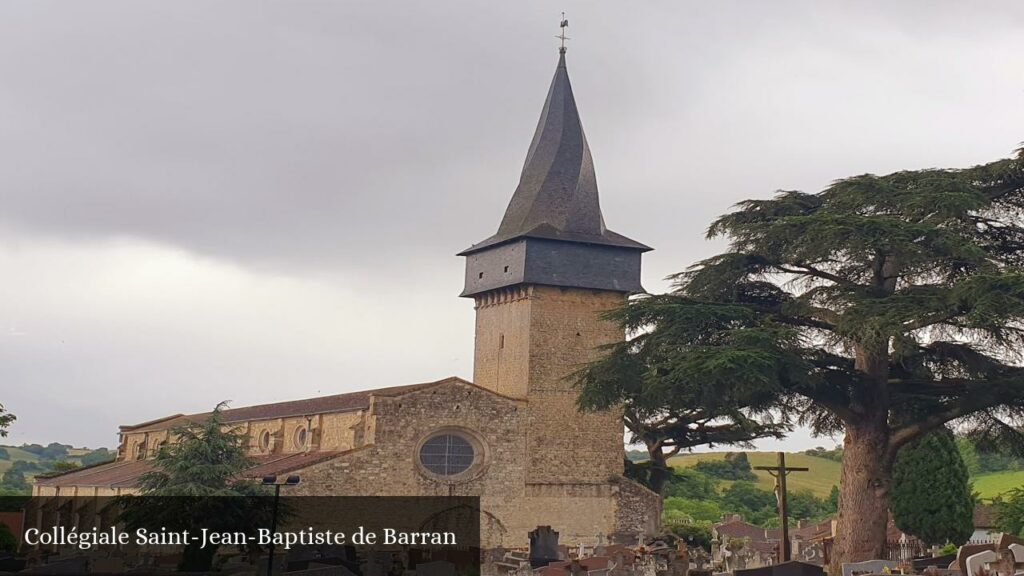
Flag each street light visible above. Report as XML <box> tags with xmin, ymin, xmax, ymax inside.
<box><xmin>262</xmin><ymin>474</ymin><xmax>300</xmax><ymax>575</ymax></box>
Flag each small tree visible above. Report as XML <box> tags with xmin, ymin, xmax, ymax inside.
<box><xmin>0</xmin><ymin>404</ymin><xmax>13</xmax><ymax>438</ymax></box>
<box><xmin>49</xmin><ymin>460</ymin><xmax>80</xmax><ymax>473</ymax></box>
<box><xmin>827</xmin><ymin>485</ymin><xmax>840</xmax><ymax>512</ymax></box>
<box><xmin>0</xmin><ymin>522</ymin><xmax>16</xmax><ymax>553</ymax></box>
<box><xmin>0</xmin><ymin>469</ymin><xmax>28</xmax><ymax>492</ymax></box>
<box><xmin>117</xmin><ymin>403</ymin><xmax>271</xmax><ymax>571</ymax></box>
<box><xmin>891</xmin><ymin>426</ymin><xmax>974</xmax><ymax>546</ymax></box>
<box><xmin>80</xmin><ymin>448</ymin><xmax>115</xmax><ymax>467</ymax></box>
<box><xmin>994</xmin><ymin>487</ymin><xmax>1024</xmax><ymax>538</ymax></box>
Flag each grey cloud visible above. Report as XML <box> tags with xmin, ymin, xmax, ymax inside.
<box><xmin>1</xmin><ymin>0</ymin><xmax>1023</xmax><ymax>445</ymax></box>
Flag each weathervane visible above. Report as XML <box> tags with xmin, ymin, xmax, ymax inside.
<box><xmin>557</xmin><ymin>13</ymin><xmax>570</xmax><ymax>53</ymax></box>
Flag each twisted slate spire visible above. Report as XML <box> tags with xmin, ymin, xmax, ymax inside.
<box><xmin>462</xmin><ymin>52</ymin><xmax>648</xmax><ymax>254</ymax></box>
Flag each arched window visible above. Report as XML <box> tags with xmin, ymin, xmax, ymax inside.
<box><xmin>418</xmin><ymin>433</ymin><xmax>475</xmax><ymax>476</ymax></box>
<box><xmin>134</xmin><ymin>442</ymin><xmax>146</xmax><ymax>460</ymax></box>
<box><xmin>259</xmin><ymin>430</ymin><xmax>272</xmax><ymax>452</ymax></box>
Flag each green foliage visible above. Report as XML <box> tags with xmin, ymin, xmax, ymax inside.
<box><xmin>9</xmin><ymin>461</ymin><xmax>42</xmax><ymax>474</ymax></box>
<box><xmin>694</xmin><ymin>452</ymin><xmax>758</xmax><ymax>481</ymax></box>
<box><xmin>577</xmin><ymin>148</ymin><xmax>1024</xmax><ymax>562</ymax></box>
<box><xmin>956</xmin><ymin>437</ymin><xmax>981</xmax><ymax>476</ymax></box>
<box><xmin>722</xmin><ymin>481</ymin><xmax>775</xmax><ymax>512</ymax></box>
<box><xmin>20</xmin><ymin>443</ymin><xmax>70</xmax><ymax>460</ymax></box>
<box><xmin>957</xmin><ymin>435</ymin><xmax>1024</xmax><ymax>473</ymax></box>
<box><xmin>666</xmin><ymin>468</ymin><xmax>720</xmax><ymax>500</ymax></box>
<box><xmin>0</xmin><ymin>405</ymin><xmax>13</xmax><ymax>438</ymax></box>
<box><xmin>1</xmin><ymin>469</ymin><xmax>28</xmax><ymax>491</ymax></box>
<box><xmin>828</xmin><ymin>485</ymin><xmax>839</xmax><ymax>510</ymax></box>
<box><xmin>803</xmin><ymin>446</ymin><xmax>844</xmax><ymax>462</ymax></box>
<box><xmin>665</xmin><ymin>474</ymin><xmax>834</xmax><ymax>529</ymax></box>
<box><xmin>80</xmin><ymin>448</ymin><xmax>115</xmax><ymax>467</ymax></box>
<box><xmin>993</xmin><ymin>487</ymin><xmax>1024</xmax><ymax>537</ymax></box>
<box><xmin>892</xmin><ymin>428</ymin><xmax>974</xmax><ymax>545</ymax></box>
<box><xmin>790</xmin><ymin>488</ymin><xmax>836</xmax><ymax>520</ymax></box>
<box><xmin>116</xmin><ymin>403</ymin><xmax>271</xmax><ymax>572</ymax></box>
<box><xmin>0</xmin><ymin>522</ymin><xmax>16</xmax><ymax>553</ymax></box>
<box><xmin>0</xmin><ymin>448</ymin><xmax>8</xmax><ymax>460</ymax></box>
<box><xmin>626</xmin><ymin>449</ymin><xmax>649</xmax><ymax>462</ymax></box>
<box><xmin>667</xmin><ymin>521</ymin><xmax>713</xmax><ymax>551</ymax></box>
<box><xmin>664</xmin><ymin>497</ymin><xmax>724</xmax><ymax>524</ymax></box>
<box><xmin>49</xmin><ymin>460</ymin><xmax>80</xmax><ymax>472</ymax></box>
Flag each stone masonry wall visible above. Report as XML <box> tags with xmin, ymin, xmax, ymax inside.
<box><xmin>615</xmin><ymin>477</ymin><xmax>662</xmax><ymax>537</ymax></box>
<box><xmin>473</xmin><ymin>286</ymin><xmax>533</xmax><ymax>399</ymax></box>
<box><xmin>290</xmin><ymin>379</ymin><xmax>642</xmax><ymax>547</ymax></box>
<box><xmin>525</xmin><ymin>286</ymin><xmax>625</xmax><ymax>484</ymax></box>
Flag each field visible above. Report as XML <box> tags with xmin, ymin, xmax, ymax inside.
<box><xmin>0</xmin><ymin>445</ymin><xmax>102</xmax><ymax>481</ymax></box>
<box><xmin>667</xmin><ymin>451</ymin><xmax>1024</xmax><ymax>499</ymax></box>
<box><xmin>668</xmin><ymin>452</ymin><xmax>842</xmax><ymax>497</ymax></box>
<box><xmin>972</xmin><ymin>470</ymin><xmax>1024</xmax><ymax>497</ymax></box>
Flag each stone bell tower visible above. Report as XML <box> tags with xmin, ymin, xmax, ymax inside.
<box><xmin>459</xmin><ymin>48</ymin><xmax>651</xmax><ymax>485</ymax></box>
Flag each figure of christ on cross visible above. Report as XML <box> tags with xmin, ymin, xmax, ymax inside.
<box><xmin>755</xmin><ymin>452</ymin><xmax>810</xmax><ymax>563</ymax></box>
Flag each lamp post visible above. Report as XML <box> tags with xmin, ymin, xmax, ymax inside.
<box><xmin>262</xmin><ymin>474</ymin><xmax>300</xmax><ymax>576</ymax></box>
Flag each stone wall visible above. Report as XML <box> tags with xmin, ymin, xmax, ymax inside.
<box><xmin>289</xmin><ymin>379</ymin><xmax>651</xmax><ymax>548</ymax></box>
<box><xmin>474</xmin><ymin>285</ymin><xmax>625</xmax><ymax>484</ymax></box>
<box><xmin>472</xmin><ymin>286</ymin><xmax>534</xmax><ymax>399</ymax></box>
<box><xmin>615</xmin><ymin>477</ymin><xmax>662</xmax><ymax>537</ymax></box>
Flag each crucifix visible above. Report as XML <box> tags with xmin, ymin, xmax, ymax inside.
<box><xmin>754</xmin><ymin>452</ymin><xmax>809</xmax><ymax>563</ymax></box>
<box><xmin>557</xmin><ymin>13</ymin><xmax>570</xmax><ymax>53</ymax></box>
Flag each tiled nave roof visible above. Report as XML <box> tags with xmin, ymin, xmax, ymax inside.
<box><xmin>35</xmin><ymin>450</ymin><xmax>354</xmax><ymax>489</ymax></box>
<box><xmin>121</xmin><ymin>377</ymin><xmax>474</xmax><ymax>433</ymax></box>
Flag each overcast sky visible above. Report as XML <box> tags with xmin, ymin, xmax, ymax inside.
<box><xmin>2</xmin><ymin>1</ymin><xmax>1023</xmax><ymax>450</ymax></box>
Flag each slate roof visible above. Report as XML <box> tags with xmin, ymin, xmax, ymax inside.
<box><xmin>460</xmin><ymin>51</ymin><xmax>648</xmax><ymax>256</ymax></box>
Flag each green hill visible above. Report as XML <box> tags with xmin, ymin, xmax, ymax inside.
<box><xmin>668</xmin><ymin>451</ymin><xmax>1023</xmax><ymax>499</ymax></box>
<box><xmin>668</xmin><ymin>452</ymin><xmax>842</xmax><ymax>497</ymax></box>
<box><xmin>972</xmin><ymin>470</ymin><xmax>1024</xmax><ymax>497</ymax></box>
<box><xmin>0</xmin><ymin>444</ymin><xmax>114</xmax><ymax>483</ymax></box>
<box><xmin>2</xmin><ymin>447</ymin><xmax>43</xmax><ymax>463</ymax></box>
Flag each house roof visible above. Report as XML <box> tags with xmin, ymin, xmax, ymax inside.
<box><xmin>974</xmin><ymin>503</ymin><xmax>997</xmax><ymax>528</ymax></box>
<box><xmin>715</xmin><ymin>520</ymin><xmax>770</xmax><ymax>542</ymax></box>
<box><xmin>790</xmin><ymin>519</ymin><xmax>833</xmax><ymax>542</ymax></box>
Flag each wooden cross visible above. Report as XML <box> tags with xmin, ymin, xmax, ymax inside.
<box><xmin>754</xmin><ymin>452</ymin><xmax>809</xmax><ymax>563</ymax></box>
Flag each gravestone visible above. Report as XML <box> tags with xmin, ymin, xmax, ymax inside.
<box><xmin>959</xmin><ymin>544</ymin><xmax>997</xmax><ymax>576</ymax></box>
<box><xmin>913</xmin><ymin>554</ymin><xmax>957</xmax><ymax>572</ymax></box>
<box><xmin>966</xmin><ymin>549</ymin><xmax>999</xmax><ymax>576</ymax></box>
<box><xmin>735</xmin><ymin>560</ymin><xmax>825</xmax><ymax>576</ymax></box>
<box><xmin>842</xmin><ymin>559</ymin><xmax>898</xmax><ymax>576</ymax></box>
<box><xmin>999</xmin><ymin>534</ymin><xmax>1024</xmax><ymax>550</ymax></box>
<box><xmin>417</xmin><ymin>560</ymin><xmax>456</xmax><ymax>576</ymax></box>
<box><xmin>530</xmin><ymin>526</ymin><xmax>561</xmax><ymax>569</ymax></box>
<box><xmin>800</xmin><ymin>542</ymin><xmax>826</xmax><ymax>566</ymax></box>
<box><xmin>1007</xmin><ymin>543</ymin><xmax>1024</xmax><ymax>563</ymax></box>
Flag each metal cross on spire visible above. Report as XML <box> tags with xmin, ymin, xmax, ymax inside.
<box><xmin>557</xmin><ymin>13</ymin><xmax>570</xmax><ymax>54</ymax></box>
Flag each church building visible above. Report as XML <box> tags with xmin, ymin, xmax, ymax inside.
<box><xmin>35</xmin><ymin>47</ymin><xmax>661</xmax><ymax>548</ymax></box>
